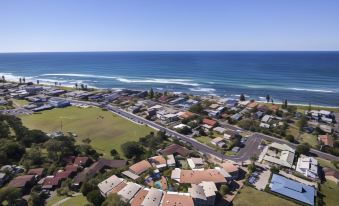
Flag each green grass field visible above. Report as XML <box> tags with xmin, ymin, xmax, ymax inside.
<box><xmin>20</xmin><ymin>106</ymin><xmax>154</xmax><ymax>157</ymax></box>
<box><xmin>233</xmin><ymin>186</ymin><xmax>299</xmax><ymax>206</ymax></box>
<box><xmin>321</xmin><ymin>181</ymin><xmax>339</xmax><ymax>206</ymax></box>
<box><xmin>47</xmin><ymin>194</ymin><xmax>88</xmax><ymax>206</ymax></box>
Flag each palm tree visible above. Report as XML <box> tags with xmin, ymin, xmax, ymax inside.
<box><xmin>23</xmin><ymin>77</ymin><xmax>26</xmax><ymax>83</ymax></box>
<box><xmin>1</xmin><ymin>75</ymin><xmax>5</xmax><ymax>82</ymax></box>
<box><xmin>55</xmin><ymin>82</ymin><xmax>57</xmax><ymax>86</ymax></box>
<box><xmin>37</xmin><ymin>80</ymin><xmax>40</xmax><ymax>85</ymax></box>
<box><xmin>75</xmin><ymin>83</ymin><xmax>78</xmax><ymax>89</ymax></box>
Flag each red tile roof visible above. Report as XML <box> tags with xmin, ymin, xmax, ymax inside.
<box><xmin>55</xmin><ymin>170</ymin><xmax>72</xmax><ymax>179</ymax></box>
<box><xmin>160</xmin><ymin>144</ymin><xmax>190</xmax><ymax>157</ymax></box>
<box><xmin>203</xmin><ymin>118</ymin><xmax>217</xmax><ymax>127</ymax></box>
<box><xmin>74</xmin><ymin>156</ymin><xmax>90</xmax><ymax>166</ymax></box>
<box><xmin>43</xmin><ymin>177</ymin><xmax>61</xmax><ymax>187</ymax></box>
<box><xmin>8</xmin><ymin>175</ymin><xmax>34</xmax><ymax>188</ymax></box>
<box><xmin>129</xmin><ymin>160</ymin><xmax>152</xmax><ymax>175</ymax></box>
<box><xmin>65</xmin><ymin>165</ymin><xmax>78</xmax><ymax>173</ymax></box>
<box><xmin>27</xmin><ymin>168</ymin><xmax>44</xmax><ymax>176</ymax></box>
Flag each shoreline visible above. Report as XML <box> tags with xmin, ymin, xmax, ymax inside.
<box><xmin>2</xmin><ymin>76</ymin><xmax>339</xmax><ymax>110</ymax></box>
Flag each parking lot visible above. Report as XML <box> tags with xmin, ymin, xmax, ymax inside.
<box><xmin>248</xmin><ymin>166</ymin><xmax>271</xmax><ymax>191</ymax></box>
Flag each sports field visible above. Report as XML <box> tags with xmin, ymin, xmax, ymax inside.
<box><xmin>20</xmin><ymin>106</ymin><xmax>154</xmax><ymax>157</ymax></box>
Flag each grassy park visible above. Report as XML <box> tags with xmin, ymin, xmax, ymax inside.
<box><xmin>233</xmin><ymin>186</ymin><xmax>299</xmax><ymax>206</ymax></box>
<box><xmin>321</xmin><ymin>180</ymin><xmax>339</xmax><ymax>206</ymax></box>
<box><xmin>20</xmin><ymin>106</ymin><xmax>154</xmax><ymax>157</ymax></box>
<box><xmin>47</xmin><ymin>194</ymin><xmax>88</xmax><ymax>206</ymax></box>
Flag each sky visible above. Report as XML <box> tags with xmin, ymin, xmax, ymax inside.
<box><xmin>0</xmin><ymin>0</ymin><xmax>339</xmax><ymax>52</ymax></box>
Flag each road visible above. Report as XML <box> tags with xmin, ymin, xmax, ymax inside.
<box><xmin>54</xmin><ymin>98</ymin><xmax>339</xmax><ymax>162</ymax></box>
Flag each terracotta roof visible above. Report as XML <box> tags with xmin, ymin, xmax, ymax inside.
<box><xmin>74</xmin><ymin>156</ymin><xmax>90</xmax><ymax>166</ymax></box>
<box><xmin>149</xmin><ymin>155</ymin><xmax>167</xmax><ymax>165</ymax></box>
<box><xmin>55</xmin><ymin>170</ymin><xmax>72</xmax><ymax>179</ymax></box>
<box><xmin>158</xmin><ymin>95</ymin><xmax>173</xmax><ymax>103</ymax></box>
<box><xmin>129</xmin><ymin>160</ymin><xmax>152</xmax><ymax>175</ymax></box>
<box><xmin>65</xmin><ymin>165</ymin><xmax>78</xmax><ymax>173</ymax></box>
<box><xmin>202</xmin><ymin>118</ymin><xmax>217</xmax><ymax>127</ymax></box>
<box><xmin>43</xmin><ymin>177</ymin><xmax>61</xmax><ymax>187</ymax></box>
<box><xmin>162</xmin><ymin>193</ymin><xmax>194</xmax><ymax>206</ymax></box>
<box><xmin>220</xmin><ymin>162</ymin><xmax>239</xmax><ymax>173</ymax></box>
<box><xmin>271</xmin><ymin>104</ymin><xmax>279</xmax><ymax>112</ymax></box>
<box><xmin>178</xmin><ymin>169</ymin><xmax>227</xmax><ymax>184</ymax></box>
<box><xmin>160</xmin><ymin>144</ymin><xmax>190</xmax><ymax>157</ymax></box>
<box><xmin>323</xmin><ymin>168</ymin><xmax>339</xmax><ymax>180</ymax></box>
<box><xmin>8</xmin><ymin>175</ymin><xmax>34</xmax><ymax>188</ymax></box>
<box><xmin>73</xmin><ymin>159</ymin><xmax>127</xmax><ymax>185</ymax></box>
<box><xmin>247</xmin><ymin>102</ymin><xmax>258</xmax><ymax>109</ymax></box>
<box><xmin>110</xmin><ymin>182</ymin><xmax>127</xmax><ymax>194</ymax></box>
<box><xmin>318</xmin><ymin>134</ymin><xmax>334</xmax><ymax>147</ymax></box>
<box><xmin>180</xmin><ymin>111</ymin><xmax>195</xmax><ymax>119</ymax></box>
<box><xmin>130</xmin><ymin>189</ymin><xmax>149</xmax><ymax>206</ymax></box>
<box><xmin>27</xmin><ymin>168</ymin><xmax>44</xmax><ymax>176</ymax></box>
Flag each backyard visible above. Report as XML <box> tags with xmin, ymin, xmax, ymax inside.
<box><xmin>20</xmin><ymin>106</ymin><xmax>154</xmax><ymax>157</ymax></box>
<box><xmin>233</xmin><ymin>186</ymin><xmax>299</xmax><ymax>206</ymax></box>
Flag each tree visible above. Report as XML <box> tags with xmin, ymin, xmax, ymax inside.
<box><xmin>189</xmin><ymin>103</ymin><xmax>204</xmax><ymax>114</ymax></box>
<box><xmin>285</xmin><ymin>135</ymin><xmax>295</xmax><ymax>143</ymax></box>
<box><xmin>0</xmin><ymin>187</ymin><xmax>21</xmax><ymax>206</ymax></box>
<box><xmin>86</xmin><ymin>189</ymin><xmax>104</xmax><ymax>206</ymax></box>
<box><xmin>1</xmin><ymin>75</ymin><xmax>5</xmax><ymax>82</ymax></box>
<box><xmin>75</xmin><ymin>83</ymin><xmax>78</xmax><ymax>89</ymax></box>
<box><xmin>270</xmin><ymin>166</ymin><xmax>280</xmax><ymax>174</ymax></box>
<box><xmin>19</xmin><ymin>78</ymin><xmax>22</xmax><ymax>84</ymax></box>
<box><xmin>308</xmin><ymin>103</ymin><xmax>312</xmax><ymax>111</ymax></box>
<box><xmin>296</xmin><ymin>143</ymin><xmax>310</xmax><ymax>155</ymax></box>
<box><xmin>110</xmin><ymin>149</ymin><xmax>118</xmax><ymax>157</ymax></box>
<box><xmin>297</xmin><ymin>116</ymin><xmax>308</xmax><ymax>131</ymax></box>
<box><xmin>219</xmin><ymin>185</ymin><xmax>230</xmax><ymax>196</ymax></box>
<box><xmin>282</xmin><ymin>99</ymin><xmax>288</xmax><ymax>109</ymax></box>
<box><xmin>23</xmin><ymin>77</ymin><xmax>26</xmax><ymax>83</ymax></box>
<box><xmin>149</xmin><ymin>88</ymin><xmax>154</xmax><ymax>99</ymax></box>
<box><xmin>121</xmin><ymin>141</ymin><xmax>145</xmax><ymax>159</ymax></box>
<box><xmin>36</xmin><ymin>80</ymin><xmax>40</xmax><ymax>85</ymax></box>
<box><xmin>239</xmin><ymin>93</ymin><xmax>245</xmax><ymax>101</ymax></box>
<box><xmin>28</xmin><ymin>191</ymin><xmax>47</xmax><ymax>206</ymax></box>
<box><xmin>266</xmin><ymin>94</ymin><xmax>270</xmax><ymax>103</ymax></box>
<box><xmin>102</xmin><ymin>194</ymin><xmax>128</xmax><ymax>206</ymax></box>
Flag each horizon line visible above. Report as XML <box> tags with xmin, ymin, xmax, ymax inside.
<box><xmin>1</xmin><ymin>50</ymin><xmax>339</xmax><ymax>54</ymax></box>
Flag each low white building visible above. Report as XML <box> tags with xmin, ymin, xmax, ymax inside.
<box><xmin>118</xmin><ymin>182</ymin><xmax>142</xmax><ymax>202</ymax></box>
<box><xmin>98</xmin><ymin>175</ymin><xmax>124</xmax><ymax>197</ymax></box>
<box><xmin>260</xmin><ymin>142</ymin><xmax>295</xmax><ymax>168</ymax></box>
<box><xmin>167</xmin><ymin>155</ymin><xmax>176</xmax><ymax>167</ymax></box>
<box><xmin>296</xmin><ymin>155</ymin><xmax>319</xmax><ymax>179</ymax></box>
<box><xmin>187</xmin><ymin>158</ymin><xmax>204</xmax><ymax>170</ymax></box>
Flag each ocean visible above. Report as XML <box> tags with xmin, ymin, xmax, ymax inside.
<box><xmin>0</xmin><ymin>51</ymin><xmax>338</xmax><ymax>106</ymax></box>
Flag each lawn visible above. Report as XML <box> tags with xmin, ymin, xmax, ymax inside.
<box><xmin>300</xmin><ymin>133</ymin><xmax>318</xmax><ymax>147</ymax></box>
<box><xmin>233</xmin><ymin>186</ymin><xmax>299</xmax><ymax>206</ymax></box>
<box><xmin>321</xmin><ymin>181</ymin><xmax>339</xmax><ymax>206</ymax></box>
<box><xmin>46</xmin><ymin>194</ymin><xmax>88</xmax><ymax>206</ymax></box>
<box><xmin>11</xmin><ymin>98</ymin><xmax>29</xmax><ymax>107</ymax></box>
<box><xmin>20</xmin><ymin>106</ymin><xmax>154</xmax><ymax>157</ymax></box>
<box><xmin>317</xmin><ymin>158</ymin><xmax>338</xmax><ymax>170</ymax></box>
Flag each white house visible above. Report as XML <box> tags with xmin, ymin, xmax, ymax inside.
<box><xmin>296</xmin><ymin>155</ymin><xmax>318</xmax><ymax>179</ymax></box>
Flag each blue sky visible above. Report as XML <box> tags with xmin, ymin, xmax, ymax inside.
<box><xmin>1</xmin><ymin>0</ymin><xmax>339</xmax><ymax>52</ymax></box>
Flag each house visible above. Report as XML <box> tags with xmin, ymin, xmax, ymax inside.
<box><xmin>296</xmin><ymin>155</ymin><xmax>318</xmax><ymax>179</ymax></box>
<box><xmin>260</xmin><ymin>142</ymin><xmax>295</xmax><ymax>168</ymax></box>
<box><xmin>211</xmin><ymin>137</ymin><xmax>225</xmax><ymax>148</ymax></box>
<box><xmin>257</xmin><ymin>105</ymin><xmax>269</xmax><ymax>113</ymax></box>
<box><xmin>269</xmin><ymin>174</ymin><xmax>315</xmax><ymax>206</ymax></box>
<box><xmin>27</xmin><ymin>168</ymin><xmax>45</xmax><ymax>179</ymax></box>
<box><xmin>187</xmin><ymin>158</ymin><xmax>205</xmax><ymax>170</ymax></box>
<box><xmin>65</xmin><ymin>165</ymin><xmax>79</xmax><ymax>174</ymax></box>
<box><xmin>166</xmin><ymin>155</ymin><xmax>176</xmax><ymax>167</ymax></box>
<box><xmin>98</xmin><ymin>175</ymin><xmax>125</xmax><ymax>197</ymax></box>
<box><xmin>158</xmin><ymin>95</ymin><xmax>173</xmax><ymax>103</ymax></box>
<box><xmin>261</xmin><ymin>115</ymin><xmax>271</xmax><ymax>123</ymax></box>
<box><xmin>42</xmin><ymin>176</ymin><xmax>61</xmax><ymax>190</ymax></box>
<box><xmin>220</xmin><ymin>161</ymin><xmax>240</xmax><ymax>180</ymax></box>
<box><xmin>129</xmin><ymin>160</ymin><xmax>153</xmax><ymax>176</ymax></box>
<box><xmin>225</xmin><ymin>99</ymin><xmax>238</xmax><ymax>108</ymax></box>
<box><xmin>149</xmin><ymin>156</ymin><xmax>167</xmax><ymax>170</ymax></box>
<box><xmin>25</xmin><ymin>86</ymin><xmax>43</xmax><ymax>95</ymax></box>
<box><xmin>8</xmin><ymin>175</ymin><xmax>35</xmax><ymax>192</ymax></box>
<box><xmin>179</xmin><ymin>111</ymin><xmax>195</xmax><ymax>119</ymax></box>
<box><xmin>255</xmin><ymin>111</ymin><xmax>264</xmax><ymax>119</ymax></box>
<box><xmin>202</xmin><ymin>118</ymin><xmax>217</xmax><ymax>127</ymax></box>
<box><xmin>171</xmin><ymin>169</ymin><xmax>227</xmax><ymax>185</ymax></box>
<box><xmin>209</xmin><ymin>104</ymin><xmax>219</xmax><ymax>109</ymax></box>
<box><xmin>170</xmin><ymin>97</ymin><xmax>186</xmax><ymax>105</ymax></box>
<box><xmin>118</xmin><ymin>182</ymin><xmax>143</xmax><ymax>203</ymax></box>
<box><xmin>318</xmin><ymin>134</ymin><xmax>333</xmax><ymax>147</ymax></box>
<box><xmin>73</xmin><ymin>156</ymin><xmax>90</xmax><ymax>167</ymax></box>
<box><xmin>246</xmin><ymin>102</ymin><xmax>258</xmax><ymax>110</ymax></box>
<box><xmin>162</xmin><ymin>113</ymin><xmax>179</xmax><ymax>124</ymax></box>
<box><xmin>55</xmin><ymin>170</ymin><xmax>73</xmax><ymax>180</ymax></box>
<box><xmin>189</xmin><ymin>181</ymin><xmax>217</xmax><ymax>206</ymax></box>
<box><xmin>73</xmin><ymin>159</ymin><xmax>127</xmax><ymax>187</ymax></box>
<box><xmin>260</xmin><ymin>123</ymin><xmax>270</xmax><ymax>129</ymax></box>
<box><xmin>159</xmin><ymin>144</ymin><xmax>190</xmax><ymax>157</ymax></box>
<box><xmin>141</xmin><ymin>188</ymin><xmax>163</xmax><ymax>206</ymax></box>
<box><xmin>174</xmin><ymin>124</ymin><xmax>190</xmax><ymax>130</ymax></box>
<box><xmin>213</xmin><ymin>126</ymin><xmax>226</xmax><ymax>134</ymax></box>
<box><xmin>271</xmin><ymin>104</ymin><xmax>280</xmax><ymax>113</ymax></box>
<box><xmin>323</xmin><ymin>168</ymin><xmax>339</xmax><ymax>184</ymax></box>
<box><xmin>130</xmin><ymin>189</ymin><xmax>149</xmax><ymax>206</ymax></box>
<box><xmin>49</xmin><ymin>98</ymin><xmax>71</xmax><ymax>108</ymax></box>
<box><xmin>230</xmin><ymin>113</ymin><xmax>242</xmax><ymax>121</ymax></box>
<box><xmin>162</xmin><ymin>192</ymin><xmax>194</xmax><ymax>206</ymax></box>
<box><xmin>223</xmin><ymin>130</ymin><xmax>237</xmax><ymax>140</ymax></box>
<box><xmin>319</xmin><ymin>125</ymin><xmax>333</xmax><ymax>133</ymax></box>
